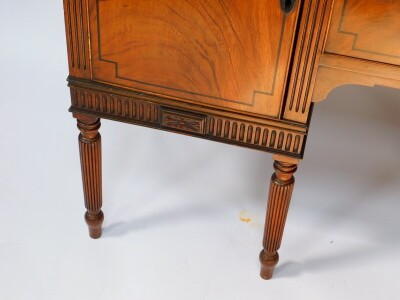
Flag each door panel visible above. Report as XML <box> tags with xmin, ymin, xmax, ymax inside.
<box><xmin>325</xmin><ymin>0</ymin><xmax>400</xmax><ymax>66</ymax></box>
<box><xmin>88</xmin><ymin>0</ymin><xmax>300</xmax><ymax>117</ymax></box>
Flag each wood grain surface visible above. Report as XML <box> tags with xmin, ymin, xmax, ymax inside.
<box><xmin>63</xmin><ymin>0</ymin><xmax>400</xmax><ymax>280</ymax></box>
<box><xmin>88</xmin><ymin>0</ymin><xmax>300</xmax><ymax>117</ymax></box>
<box><xmin>325</xmin><ymin>0</ymin><xmax>400</xmax><ymax>66</ymax></box>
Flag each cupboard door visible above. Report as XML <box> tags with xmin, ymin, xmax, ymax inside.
<box><xmin>325</xmin><ymin>0</ymin><xmax>400</xmax><ymax>66</ymax></box>
<box><xmin>88</xmin><ymin>0</ymin><xmax>300</xmax><ymax>118</ymax></box>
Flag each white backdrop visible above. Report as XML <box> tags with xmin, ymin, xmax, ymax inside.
<box><xmin>1</xmin><ymin>1</ymin><xmax>400</xmax><ymax>299</ymax></box>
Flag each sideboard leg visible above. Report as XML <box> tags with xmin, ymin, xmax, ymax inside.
<box><xmin>259</xmin><ymin>155</ymin><xmax>298</xmax><ymax>280</ymax></box>
<box><xmin>76</xmin><ymin>114</ymin><xmax>104</xmax><ymax>239</ymax></box>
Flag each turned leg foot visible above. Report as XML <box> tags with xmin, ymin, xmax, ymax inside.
<box><xmin>76</xmin><ymin>114</ymin><xmax>104</xmax><ymax>239</ymax></box>
<box><xmin>259</xmin><ymin>250</ymin><xmax>279</xmax><ymax>280</ymax></box>
<box><xmin>85</xmin><ymin>211</ymin><xmax>104</xmax><ymax>239</ymax></box>
<box><xmin>260</xmin><ymin>156</ymin><xmax>298</xmax><ymax>279</ymax></box>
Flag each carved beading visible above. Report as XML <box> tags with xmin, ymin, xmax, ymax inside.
<box><xmin>77</xmin><ymin>117</ymin><xmax>103</xmax><ymax>238</ymax></box>
<box><xmin>283</xmin><ymin>0</ymin><xmax>334</xmax><ymax>123</ymax></box>
<box><xmin>69</xmin><ymin>83</ymin><xmax>307</xmax><ymax>158</ymax></box>
<box><xmin>71</xmin><ymin>88</ymin><xmax>159</xmax><ymax>124</ymax></box>
<box><xmin>207</xmin><ymin>117</ymin><xmax>304</xmax><ymax>155</ymax></box>
<box><xmin>260</xmin><ymin>160</ymin><xmax>297</xmax><ymax>279</ymax></box>
<box><xmin>63</xmin><ymin>0</ymin><xmax>91</xmax><ymax>78</ymax></box>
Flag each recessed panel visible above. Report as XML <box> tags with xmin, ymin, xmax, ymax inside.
<box><xmin>326</xmin><ymin>0</ymin><xmax>400</xmax><ymax>65</ymax></box>
<box><xmin>89</xmin><ymin>0</ymin><xmax>299</xmax><ymax>117</ymax></box>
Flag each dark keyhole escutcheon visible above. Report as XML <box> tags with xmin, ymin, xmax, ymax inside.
<box><xmin>280</xmin><ymin>0</ymin><xmax>296</xmax><ymax>14</ymax></box>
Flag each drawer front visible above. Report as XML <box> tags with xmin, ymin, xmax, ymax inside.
<box><xmin>325</xmin><ymin>0</ymin><xmax>400</xmax><ymax>65</ymax></box>
<box><xmin>88</xmin><ymin>0</ymin><xmax>300</xmax><ymax>118</ymax></box>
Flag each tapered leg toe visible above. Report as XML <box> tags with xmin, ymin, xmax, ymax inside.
<box><xmin>85</xmin><ymin>211</ymin><xmax>104</xmax><ymax>239</ymax></box>
<box><xmin>259</xmin><ymin>250</ymin><xmax>279</xmax><ymax>280</ymax></box>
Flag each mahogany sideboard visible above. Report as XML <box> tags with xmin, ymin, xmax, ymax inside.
<box><xmin>63</xmin><ymin>0</ymin><xmax>400</xmax><ymax>279</ymax></box>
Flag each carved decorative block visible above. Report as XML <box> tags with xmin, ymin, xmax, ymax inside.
<box><xmin>161</xmin><ymin>109</ymin><xmax>206</xmax><ymax>135</ymax></box>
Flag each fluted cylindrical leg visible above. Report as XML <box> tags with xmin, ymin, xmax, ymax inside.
<box><xmin>260</xmin><ymin>160</ymin><xmax>298</xmax><ymax>279</ymax></box>
<box><xmin>77</xmin><ymin>115</ymin><xmax>104</xmax><ymax>239</ymax></box>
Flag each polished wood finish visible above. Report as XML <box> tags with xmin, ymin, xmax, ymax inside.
<box><xmin>325</xmin><ymin>0</ymin><xmax>400</xmax><ymax>66</ymax></box>
<box><xmin>63</xmin><ymin>0</ymin><xmax>91</xmax><ymax>79</ymax></box>
<box><xmin>312</xmin><ymin>0</ymin><xmax>400</xmax><ymax>104</ymax></box>
<box><xmin>68</xmin><ymin>80</ymin><xmax>307</xmax><ymax>158</ymax></box>
<box><xmin>63</xmin><ymin>0</ymin><xmax>400</xmax><ymax>280</ymax></box>
<box><xmin>312</xmin><ymin>54</ymin><xmax>400</xmax><ymax>103</ymax></box>
<box><xmin>260</xmin><ymin>158</ymin><xmax>298</xmax><ymax>279</ymax></box>
<box><xmin>282</xmin><ymin>0</ymin><xmax>334</xmax><ymax>124</ymax></box>
<box><xmin>76</xmin><ymin>114</ymin><xmax>104</xmax><ymax>239</ymax></box>
<box><xmin>89</xmin><ymin>0</ymin><xmax>300</xmax><ymax>117</ymax></box>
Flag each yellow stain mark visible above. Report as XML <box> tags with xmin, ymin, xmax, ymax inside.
<box><xmin>239</xmin><ymin>210</ymin><xmax>252</xmax><ymax>224</ymax></box>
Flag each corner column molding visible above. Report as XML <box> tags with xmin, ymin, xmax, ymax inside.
<box><xmin>63</xmin><ymin>0</ymin><xmax>91</xmax><ymax>78</ymax></box>
<box><xmin>282</xmin><ymin>0</ymin><xmax>334</xmax><ymax>124</ymax></box>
